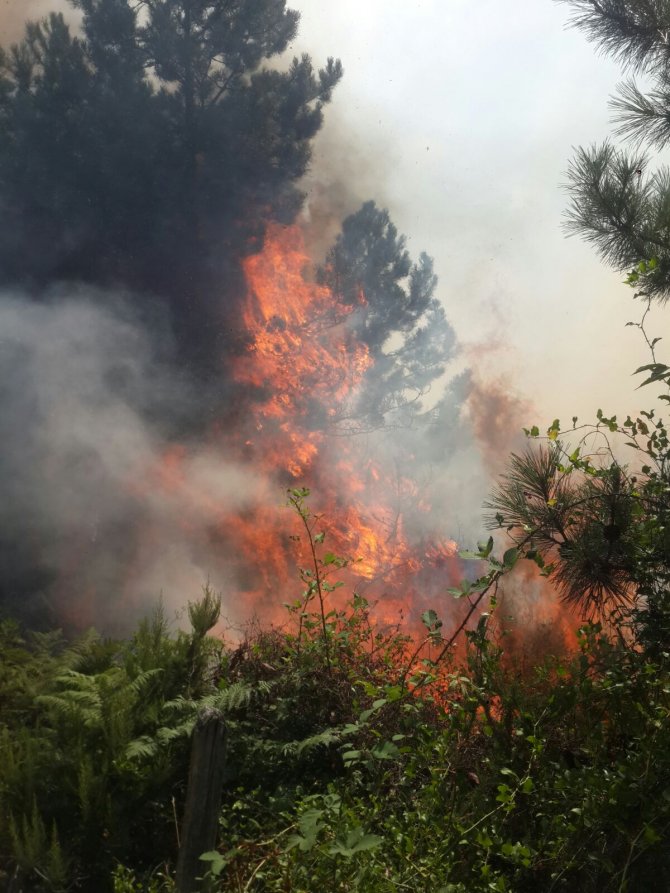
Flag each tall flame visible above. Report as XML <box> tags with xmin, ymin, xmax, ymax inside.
<box><xmin>235</xmin><ymin>223</ymin><xmax>371</xmax><ymax>478</ymax></box>
<box><xmin>215</xmin><ymin>223</ymin><xmax>462</xmax><ymax>626</ymax></box>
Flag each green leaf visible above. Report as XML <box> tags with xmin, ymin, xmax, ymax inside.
<box><xmin>503</xmin><ymin>547</ymin><xmax>519</xmax><ymax>569</ymax></box>
<box><xmin>342</xmin><ymin>749</ymin><xmax>362</xmax><ymax>764</ymax></box>
<box><xmin>421</xmin><ymin>609</ymin><xmax>439</xmax><ymax>630</ymax></box>
<box><xmin>643</xmin><ymin>825</ymin><xmax>661</xmax><ymax>844</ymax></box>
<box><xmin>460</xmin><ymin>536</ymin><xmax>493</xmax><ymax>561</ymax></box>
<box><xmin>459</xmin><ymin>550</ymin><xmax>483</xmax><ymax>561</ymax></box>
<box><xmin>199</xmin><ymin>851</ymin><xmax>227</xmax><ymax>877</ymax></box>
<box><xmin>285</xmin><ymin>808</ymin><xmax>326</xmax><ymax>851</ymax></box>
<box><xmin>372</xmin><ymin>740</ymin><xmax>400</xmax><ymax>760</ymax></box>
<box><xmin>329</xmin><ymin>827</ymin><xmax>383</xmax><ymax>858</ymax></box>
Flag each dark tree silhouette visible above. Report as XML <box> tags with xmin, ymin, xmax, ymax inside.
<box><xmin>0</xmin><ymin>1</ymin><xmax>342</xmax><ymax>368</ymax></box>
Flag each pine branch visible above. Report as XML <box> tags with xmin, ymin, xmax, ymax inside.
<box><xmin>558</xmin><ymin>0</ymin><xmax>670</xmax><ymax>73</ymax></box>
<box><xmin>564</xmin><ymin>143</ymin><xmax>670</xmax><ymax>299</ymax></box>
<box><xmin>611</xmin><ymin>76</ymin><xmax>670</xmax><ymax>148</ymax></box>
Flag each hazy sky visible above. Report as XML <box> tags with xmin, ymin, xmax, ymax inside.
<box><xmin>292</xmin><ymin>0</ymin><xmax>668</xmax><ymax>428</ymax></box>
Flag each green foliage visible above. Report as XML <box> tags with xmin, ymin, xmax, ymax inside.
<box><xmin>483</xmin><ymin>389</ymin><xmax>670</xmax><ymax>637</ymax></box>
<box><xmin>8</xmin><ymin>802</ymin><xmax>68</xmax><ymax>890</ymax></box>
<box><xmin>111</xmin><ymin>863</ymin><xmax>168</xmax><ymax>893</ymax></box>
<box><xmin>561</xmin><ymin>1</ymin><xmax>670</xmax><ymax>301</ymax></box>
<box><xmin>3</xmin><ymin>522</ymin><xmax>670</xmax><ymax>892</ymax></box>
<box><xmin>193</xmin><ymin>620</ymin><xmax>670</xmax><ymax>893</ymax></box>
<box><xmin>0</xmin><ymin>589</ymin><xmax>225</xmax><ymax>890</ymax></box>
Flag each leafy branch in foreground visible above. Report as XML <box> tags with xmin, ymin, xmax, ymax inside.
<box><xmin>484</xmin><ymin>400</ymin><xmax>670</xmax><ymax>642</ymax></box>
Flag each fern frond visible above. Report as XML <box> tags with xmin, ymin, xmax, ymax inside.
<box><xmin>156</xmin><ymin>721</ymin><xmax>194</xmax><ymax>744</ymax></box>
<box><xmin>128</xmin><ymin>667</ymin><xmax>164</xmax><ymax>697</ymax></box>
<box><xmin>161</xmin><ymin>696</ymin><xmax>198</xmax><ymax>717</ymax></box>
<box><xmin>210</xmin><ymin>680</ymin><xmax>274</xmax><ymax>713</ymax></box>
<box><xmin>36</xmin><ymin>692</ymin><xmax>101</xmax><ymax>726</ymax></box>
<box><xmin>125</xmin><ymin>736</ymin><xmax>159</xmax><ymax>761</ymax></box>
<box><xmin>279</xmin><ymin>727</ymin><xmax>347</xmax><ymax>758</ymax></box>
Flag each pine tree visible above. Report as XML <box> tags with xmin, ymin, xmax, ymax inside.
<box><xmin>561</xmin><ymin>0</ymin><xmax>670</xmax><ymax>300</ymax></box>
<box><xmin>319</xmin><ymin>202</ymin><xmax>455</xmax><ymax>431</ymax></box>
<box><xmin>0</xmin><ymin>1</ymin><xmax>342</xmax><ymax>367</ymax></box>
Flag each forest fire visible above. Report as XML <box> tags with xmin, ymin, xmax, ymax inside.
<box><xmin>138</xmin><ymin>222</ymin><xmax>466</xmax><ymax>635</ymax></box>
<box><xmin>3</xmin><ymin>3</ymin><xmax>667</xmax><ymax>888</ymax></box>
<box><xmin>30</xmin><ymin>218</ymin><xmax>580</xmax><ymax>656</ymax></box>
<box><xmin>123</xmin><ymin>221</ymin><xmax>583</xmax><ymax>652</ymax></box>
<box><xmin>230</xmin><ymin>223</ymin><xmax>467</xmax><ymax>629</ymax></box>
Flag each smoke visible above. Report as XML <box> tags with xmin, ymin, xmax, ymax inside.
<box><xmin>0</xmin><ymin>289</ymin><xmax>270</xmax><ymax>631</ymax></box>
<box><xmin>465</xmin><ymin>374</ymin><xmax>531</xmax><ymax>473</ymax></box>
<box><xmin>0</xmin><ymin>1</ymin><xmax>74</xmax><ymax>42</ymax></box>
<box><xmin>299</xmin><ymin>105</ymin><xmax>394</xmax><ymax>259</ymax></box>
<box><xmin>0</xmin><ymin>281</ymin><xmax>560</xmax><ymax>647</ymax></box>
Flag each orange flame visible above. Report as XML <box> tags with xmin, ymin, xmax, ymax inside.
<box><xmin>127</xmin><ymin>222</ymin><xmax>576</xmax><ymax>660</ymax></box>
<box><xmin>235</xmin><ymin>223</ymin><xmax>371</xmax><ymax>479</ymax></box>
<box><xmin>207</xmin><ymin>223</ymin><xmax>462</xmax><ymax>629</ymax></box>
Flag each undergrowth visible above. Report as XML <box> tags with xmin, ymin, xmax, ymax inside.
<box><xmin>1</xmin><ymin>500</ymin><xmax>669</xmax><ymax>892</ymax></box>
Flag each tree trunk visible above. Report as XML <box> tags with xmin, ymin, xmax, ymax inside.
<box><xmin>175</xmin><ymin>707</ymin><xmax>227</xmax><ymax>893</ymax></box>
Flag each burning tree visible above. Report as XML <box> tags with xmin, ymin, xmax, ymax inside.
<box><xmin>319</xmin><ymin>201</ymin><xmax>455</xmax><ymax>432</ymax></box>
<box><xmin>0</xmin><ymin>0</ymin><xmax>342</xmax><ymax>368</ymax></box>
<box><xmin>0</xmin><ymin>1</ymin><xmax>472</xmax><ymax>631</ymax></box>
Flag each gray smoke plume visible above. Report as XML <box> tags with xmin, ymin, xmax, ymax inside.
<box><xmin>0</xmin><ymin>289</ymin><xmax>269</xmax><ymax>631</ymax></box>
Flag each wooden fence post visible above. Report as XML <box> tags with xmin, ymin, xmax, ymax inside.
<box><xmin>175</xmin><ymin>707</ymin><xmax>227</xmax><ymax>893</ymax></box>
